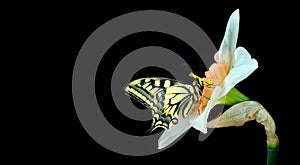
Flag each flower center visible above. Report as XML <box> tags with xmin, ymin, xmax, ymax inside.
<box><xmin>191</xmin><ymin>52</ymin><xmax>228</xmax><ymax>115</ymax></box>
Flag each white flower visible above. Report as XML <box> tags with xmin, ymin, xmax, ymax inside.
<box><xmin>158</xmin><ymin>9</ymin><xmax>258</xmax><ymax>149</ymax></box>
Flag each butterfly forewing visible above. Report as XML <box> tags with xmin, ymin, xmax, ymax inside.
<box><xmin>125</xmin><ymin>78</ymin><xmax>178</xmax><ymax>108</ymax></box>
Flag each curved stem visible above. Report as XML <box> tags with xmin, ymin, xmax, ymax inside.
<box><xmin>267</xmin><ymin>141</ymin><xmax>279</xmax><ymax>165</ymax></box>
<box><xmin>207</xmin><ymin>101</ymin><xmax>279</xmax><ymax>165</ymax></box>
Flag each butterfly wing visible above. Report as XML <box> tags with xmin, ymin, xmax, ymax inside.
<box><xmin>125</xmin><ymin>78</ymin><xmax>200</xmax><ymax>132</ymax></box>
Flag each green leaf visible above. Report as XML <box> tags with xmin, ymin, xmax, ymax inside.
<box><xmin>220</xmin><ymin>87</ymin><xmax>250</xmax><ymax>105</ymax></box>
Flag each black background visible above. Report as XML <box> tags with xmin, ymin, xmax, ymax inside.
<box><xmin>24</xmin><ymin>1</ymin><xmax>298</xmax><ymax>164</ymax></box>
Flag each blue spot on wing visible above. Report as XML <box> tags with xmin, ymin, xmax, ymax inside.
<box><xmin>158</xmin><ymin>103</ymin><xmax>163</xmax><ymax>108</ymax></box>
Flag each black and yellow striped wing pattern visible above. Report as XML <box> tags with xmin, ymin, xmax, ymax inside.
<box><xmin>125</xmin><ymin>78</ymin><xmax>200</xmax><ymax>132</ymax></box>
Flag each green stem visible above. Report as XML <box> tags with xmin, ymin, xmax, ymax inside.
<box><xmin>267</xmin><ymin>141</ymin><xmax>279</xmax><ymax>165</ymax></box>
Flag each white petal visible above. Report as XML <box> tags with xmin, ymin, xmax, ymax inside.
<box><xmin>158</xmin><ymin>113</ymin><xmax>197</xmax><ymax>149</ymax></box>
<box><xmin>192</xmin><ymin>86</ymin><xmax>222</xmax><ymax>133</ymax></box>
<box><xmin>219</xmin><ymin>9</ymin><xmax>240</xmax><ymax>72</ymax></box>
<box><xmin>218</xmin><ymin>47</ymin><xmax>258</xmax><ymax>97</ymax></box>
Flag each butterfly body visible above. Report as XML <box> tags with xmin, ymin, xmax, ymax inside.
<box><xmin>125</xmin><ymin>73</ymin><xmax>213</xmax><ymax>132</ymax></box>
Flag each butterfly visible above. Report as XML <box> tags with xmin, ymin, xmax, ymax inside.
<box><xmin>124</xmin><ymin>72</ymin><xmax>214</xmax><ymax>132</ymax></box>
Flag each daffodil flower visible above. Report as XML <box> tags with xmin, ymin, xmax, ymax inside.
<box><xmin>158</xmin><ymin>9</ymin><xmax>258</xmax><ymax>149</ymax></box>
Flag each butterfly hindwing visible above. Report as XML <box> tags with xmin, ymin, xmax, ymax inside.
<box><xmin>151</xmin><ymin>84</ymin><xmax>200</xmax><ymax>131</ymax></box>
